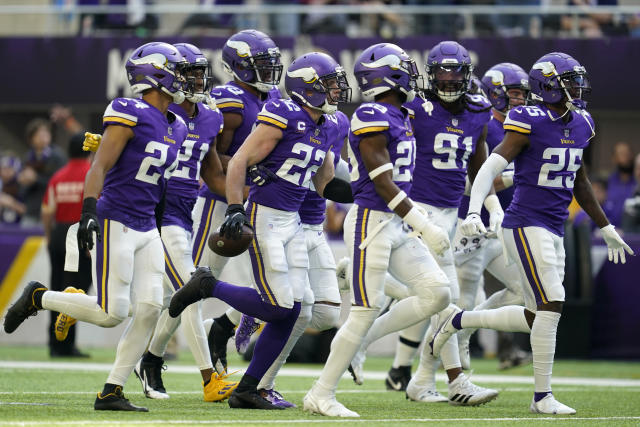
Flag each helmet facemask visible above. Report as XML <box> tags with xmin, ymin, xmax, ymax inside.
<box><xmin>428</xmin><ymin>63</ymin><xmax>472</xmax><ymax>103</ymax></box>
<box><xmin>314</xmin><ymin>69</ymin><xmax>352</xmax><ymax>114</ymax></box>
<box><xmin>228</xmin><ymin>48</ymin><xmax>283</xmax><ymax>93</ymax></box>
<box><xmin>183</xmin><ymin>62</ymin><xmax>213</xmax><ymax>104</ymax></box>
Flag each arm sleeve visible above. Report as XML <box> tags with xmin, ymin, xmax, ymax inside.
<box><xmin>468</xmin><ymin>152</ymin><xmax>508</xmax><ymax>215</ymax></box>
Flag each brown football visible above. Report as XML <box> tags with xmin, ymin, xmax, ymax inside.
<box><xmin>208</xmin><ymin>225</ymin><xmax>255</xmax><ymax>257</ymax></box>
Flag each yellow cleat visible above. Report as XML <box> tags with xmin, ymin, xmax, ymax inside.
<box><xmin>83</xmin><ymin>132</ymin><xmax>102</xmax><ymax>152</ymax></box>
<box><xmin>54</xmin><ymin>287</ymin><xmax>85</xmax><ymax>342</ymax></box>
<box><xmin>203</xmin><ymin>372</ymin><xmax>239</xmax><ymax>402</ymax></box>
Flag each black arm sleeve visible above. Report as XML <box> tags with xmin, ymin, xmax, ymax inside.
<box><xmin>322</xmin><ymin>178</ymin><xmax>353</xmax><ymax>203</ymax></box>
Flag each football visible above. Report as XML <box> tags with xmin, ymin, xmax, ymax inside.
<box><xmin>208</xmin><ymin>225</ymin><xmax>254</xmax><ymax>257</ymax></box>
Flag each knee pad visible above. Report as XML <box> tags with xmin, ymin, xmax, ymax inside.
<box><xmin>337</xmin><ymin>307</ymin><xmax>378</xmax><ymax>344</ymax></box>
<box><xmin>309</xmin><ymin>303</ymin><xmax>340</xmax><ymax>331</ymax></box>
<box><xmin>133</xmin><ymin>302</ymin><xmax>162</xmax><ymax>325</ymax></box>
<box><xmin>98</xmin><ymin>311</ymin><xmax>127</xmax><ymax>328</ymax></box>
<box><xmin>411</xmin><ymin>285</ymin><xmax>451</xmax><ymax>317</ymax></box>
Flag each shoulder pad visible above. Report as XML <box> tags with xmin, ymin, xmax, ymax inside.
<box><xmin>465</xmin><ymin>93</ymin><xmax>492</xmax><ymax>113</ymax></box>
<box><xmin>103</xmin><ymin>98</ymin><xmax>139</xmax><ymax>127</ymax></box>
<box><xmin>257</xmin><ymin>99</ymin><xmax>299</xmax><ymax>130</ymax></box>
<box><xmin>503</xmin><ymin>106</ymin><xmax>539</xmax><ymax>135</ymax></box>
<box><xmin>351</xmin><ymin>104</ymin><xmax>391</xmax><ymax>135</ymax></box>
<box><xmin>210</xmin><ymin>85</ymin><xmax>245</xmax><ymax>111</ymax></box>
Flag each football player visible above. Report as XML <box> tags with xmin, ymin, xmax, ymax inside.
<box><xmin>4</xmin><ymin>42</ymin><xmax>188</xmax><ymax>412</ymax></box>
<box><xmin>169</xmin><ymin>51</ymin><xmax>351</xmax><ymax>410</ymax></box>
<box><xmin>303</xmin><ymin>43</ymin><xmax>452</xmax><ymax>418</ymax></box>
<box><xmin>431</xmin><ymin>52</ymin><xmax>633</xmax><ymax>415</ymax></box>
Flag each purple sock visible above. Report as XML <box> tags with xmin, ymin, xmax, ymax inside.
<box><xmin>534</xmin><ymin>391</ymin><xmax>552</xmax><ymax>402</ymax></box>
<box><xmin>213</xmin><ymin>281</ymin><xmax>291</xmax><ymax>322</ymax></box>
<box><xmin>245</xmin><ymin>301</ymin><xmax>301</xmax><ymax>380</ymax></box>
<box><xmin>452</xmin><ymin>311</ymin><xmax>464</xmax><ymax>330</ymax></box>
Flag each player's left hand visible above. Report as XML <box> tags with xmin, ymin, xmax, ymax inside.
<box><xmin>83</xmin><ymin>132</ymin><xmax>102</xmax><ymax>152</ymax></box>
<box><xmin>484</xmin><ymin>194</ymin><xmax>504</xmax><ymax>233</ymax></box>
<box><xmin>601</xmin><ymin>224</ymin><xmax>634</xmax><ymax>264</ymax></box>
<box><xmin>77</xmin><ymin>197</ymin><xmax>101</xmax><ymax>251</ymax></box>
<box><xmin>248</xmin><ymin>164</ymin><xmax>278</xmax><ymax>186</ymax></box>
<box><xmin>461</xmin><ymin>213</ymin><xmax>486</xmax><ymax>236</ymax></box>
<box><xmin>220</xmin><ymin>204</ymin><xmax>250</xmax><ymax>240</ymax></box>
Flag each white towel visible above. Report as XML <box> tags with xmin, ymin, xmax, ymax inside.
<box><xmin>64</xmin><ymin>223</ymin><xmax>80</xmax><ymax>272</ymax></box>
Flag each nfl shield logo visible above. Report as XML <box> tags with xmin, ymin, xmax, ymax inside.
<box><xmin>189</xmin><ymin>122</ymin><xmax>195</xmax><ymax>130</ymax></box>
<box><xmin>314</xmin><ymin>128</ymin><xmax>320</xmax><ymax>136</ymax></box>
<box><xmin>564</xmin><ymin>129</ymin><xmax>570</xmax><ymax>137</ymax></box>
<box><xmin>168</xmin><ymin>127</ymin><xmax>173</xmax><ymax>135</ymax></box>
<box><xmin>452</xmin><ymin>118</ymin><xmax>459</xmax><ymax>127</ymax></box>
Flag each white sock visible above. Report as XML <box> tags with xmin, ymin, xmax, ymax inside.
<box><xmin>181</xmin><ymin>301</ymin><xmax>212</xmax><ymax>371</ymax></box>
<box><xmin>259</xmin><ymin>304</ymin><xmax>312</xmax><ymax>390</ymax></box>
<box><xmin>314</xmin><ymin>308</ymin><xmax>378</xmax><ymax>396</ymax></box>
<box><xmin>106</xmin><ymin>302</ymin><xmax>161</xmax><ymax>386</ymax></box>
<box><xmin>393</xmin><ymin>320</ymin><xmax>428</xmax><ymax>368</ymax></box>
<box><xmin>42</xmin><ymin>291</ymin><xmax>118</xmax><ymax>327</ymax></box>
<box><xmin>440</xmin><ymin>332</ymin><xmax>460</xmax><ymax>370</ymax></box>
<box><xmin>412</xmin><ymin>343</ymin><xmax>440</xmax><ymax>388</ymax></box>
<box><xmin>530</xmin><ymin>310</ymin><xmax>560</xmax><ymax>393</ymax></box>
<box><xmin>226</xmin><ymin>308</ymin><xmax>242</xmax><ymax>326</ymax></box>
<box><xmin>461</xmin><ymin>305</ymin><xmax>531</xmax><ymax>333</ymax></box>
<box><xmin>148</xmin><ymin>309</ymin><xmax>180</xmax><ymax>357</ymax></box>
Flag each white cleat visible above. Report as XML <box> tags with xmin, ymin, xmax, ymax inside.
<box><xmin>457</xmin><ymin>328</ymin><xmax>473</xmax><ymax>370</ymax></box>
<box><xmin>303</xmin><ymin>390</ymin><xmax>360</xmax><ymax>417</ymax></box>
<box><xmin>448</xmin><ymin>372</ymin><xmax>498</xmax><ymax>406</ymax></box>
<box><xmin>406</xmin><ymin>379</ymin><xmax>448</xmax><ymax>403</ymax></box>
<box><xmin>429</xmin><ymin>304</ymin><xmax>463</xmax><ymax>358</ymax></box>
<box><xmin>530</xmin><ymin>394</ymin><xmax>576</xmax><ymax>415</ymax></box>
<box><xmin>348</xmin><ymin>349</ymin><xmax>365</xmax><ymax>385</ymax></box>
<box><xmin>336</xmin><ymin>257</ymin><xmax>351</xmax><ymax>293</ymax></box>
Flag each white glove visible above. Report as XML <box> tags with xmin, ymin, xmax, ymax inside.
<box><xmin>403</xmin><ymin>207</ymin><xmax>450</xmax><ymax>256</ymax></box>
<box><xmin>501</xmin><ymin>170</ymin><xmax>514</xmax><ymax>188</ymax></box>
<box><xmin>484</xmin><ymin>194</ymin><xmax>504</xmax><ymax>233</ymax></box>
<box><xmin>461</xmin><ymin>213</ymin><xmax>486</xmax><ymax>237</ymax></box>
<box><xmin>600</xmin><ymin>224</ymin><xmax>634</xmax><ymax>264</ymax></box>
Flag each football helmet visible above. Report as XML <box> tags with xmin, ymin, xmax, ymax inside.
<box><xmin>353</xmin><ymin>43</ymin><xmax>420</xmax><ymax>103</ymax></box>
<box><xmin>529</xmin><ymin>52</ymin><xmax>590</xmax><ymax>111</ymax></box>
<box><xmin>426</xmin><ymin>41</ymin><xmax>473</xmax><ymax>103</ymax></box>
<box><xmin>285</xmin><ymin>52</ymin><xmax>351</xmax><ymax>115</ymax></box>
<box><xmin>222</xmin><ymin>29</ymin><xmax>283</xmax><ymax>93</ymax></box>
<box><xmin>481</xmin><ymin>63</ymin><xmax>529</xmax><ymax>112</ymax></box>
<box><xmin>174</xmin><ymin>43</ymin><xmax>213</xmax><ymax>104</ymax></box>
<box><xmin>126</xmin><ymin>42</ymin><xmax>188</xmax><ymax>104</ymax></box>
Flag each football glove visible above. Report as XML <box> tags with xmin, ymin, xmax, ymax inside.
<box><xmin>600</xmin><ymin>224</ymin><xmax>634</xmax><ymax>264</ymax></box>
<box><xmin>83</xmin><ymin>132</ymin><xmax>102</xmax><ymax>152</ymax></box>
<box><xmin>219</xmin><ymin>204</ymin><xmax>250</xmax><ymax>240</ymax></box>
<box><xmin>77</xmin><ymin>197</ymin><xmax>101</xmax><ymax>251</ymax></box>
<box><xmin>461</xmin><ymin>212</ymin><xmax>487</xmax><ymax>237</ymax></box>
<box><xmin>248</xmin><ymin>164</ymin><xmax>278</xmax><ymax>187</ymax></box>
<box><xmin>484</xmin><ymin>194</ymin><xmax>504</xmax><ymax>233</ymax></box>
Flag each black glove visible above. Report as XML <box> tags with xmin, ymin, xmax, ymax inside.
<box><xmin>77</xmin><ymin>197</ymin><xmax>102</xmax><ymax>251</ymax></box>
<box><xmin>219</xmin><ymin>204</ymin><xmax>250</xmax><ymax>240</ymax></box>
<box><xmin>248</xmin><ymin>164</ymin><xmax>278</xmax><ymax>186</ymax></box>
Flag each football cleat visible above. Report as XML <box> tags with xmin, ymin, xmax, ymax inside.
<box><xmin>336</xmin><ymin>257</ymin><xmax>350</xmax><ymax>292</ymax></box>
<box><xmin>235</xmin><ymin>315</ymin><xmax>261</xmax><ymax>354</ymax></box>
<box><xmin>457</xmin><ymin>328</ymin><xmax>473</xmax><ymax>370</ymax></box>
<box><xmin>94</xmin><ymin>386</ymin><xmax>148</xmax><ymax>412</ymax></box>
<box><xmin>429</xmin><ymin>304</ymin><xmax>462</xmax><ymax>358</ymax></box>
<box><xmin>134</xmin><ymin>355</ymin><xmax>169</xmax><ymax>399</ymax></box>
<box><xmin>204</xmin><ymin>372</ymin><xmax>238</xmax><ymax>402</ymax></box>
<box><xmin>208</xmin><ymin>318</ymin><xmax>234</xmax><ymax>374</ymax></box>
<box><xmin>169</xmin><ymin>267</ymin><xmax>216</xmax><ymax>318</ymax></box>
<box><xmin>530</xmin><ymin>393</ymin><xmax>576</xmax><ymax>415</ymax></box>
<box><xmin>385</xmin><ymin>365</ymin><xmax>412</xmax><ymax>392</ymax></box>
<box><xmin>258</xmin><ymin>389</ymin><xmax>296</xmax><ymax>408</ymax></box>
<box><xmin>303</xmin><ymin>389</ymin><xmax>360</xmax><ymax>417</ymax></box>
<box><xmin>405</xmin><ymin>380</ymin><xmax>448</xmax><ymax>403</ymax></box>
<box><xmin>4</xmin><ymin>281</ymin><xmax>47</xmax><ymax>333</ymax></box>
<box><xmin>228</xmin><ymin>388</ymin><xmax>285</xmax><ymax>410</ymax></box>
<box><xmin>448</xmin><ymin>372</ymin><xmax>498</xmax><ymax>406</ymax></box>
<box><xmin>54</xmin><ymin>287</ymin><xmax>86</xmax><ymax>341</ymax></box>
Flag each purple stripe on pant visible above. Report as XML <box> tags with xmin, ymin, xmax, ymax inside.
<box><xmin>351</xmin><ymin>206</ymin><xmax>370</xmax><ymax>307</ymax></box>
<box><xmin>513</xmin><ymin>227</ymin><xmax>548</xmax><ymax>305</ymax></box>
<box><xmin>163</xmin><ymin>242</ymin><xmax>184</xmax><ymax>291</ymax></box>
<box><xmin>192</xmin><ymin>199</ymin><xmax>215</xmax><ymax>267</ymax></box>
<box><xmin>247</xmin><ymin>202</ymin><xmax>278</xmax><ymax>306</ymax></box>
<box><xmin>96</xmin><ymin>218</ymin><xmax>110</xmax><ymax>313</ymax></box>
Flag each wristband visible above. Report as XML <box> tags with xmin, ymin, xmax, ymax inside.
<box><xmin>402</xmin><ymin>205</ymin><xmax>429</xmax><ymax>232</ymax></box>
<box><xmin>387</xmin><ymin>191</ymin><xmax>407</xmax><ymax>211</ymax></box>
<box><xmin>82</xmin><ymin>197</ymin><xmax>97</xmax><ymax>215</ymax></box>
<box><xmin>368</xmin><ymin>163</ymin><xmax>393</xmax><ymax>180</ymax></box>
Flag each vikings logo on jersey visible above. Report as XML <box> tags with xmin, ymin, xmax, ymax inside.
<box><xmin>502</xmin><ymin>104</ymin><xmax>595</xmax><ymax>236</ymax></box>
<box><xmin>99</xmin><ymin>97</ymin><xmax>187</xmax><ymax>232</ymax></box>
<box><xmin>404</xmin><ymin>93</ymin><xmax>491</xmax><ymax>209</ymax></box>
<box><xmin>348</xmin><ymin>102</ymin><xmax>416</xmax><ymax>212</ymax></box>
<box><xmin>247</xmin><ymin>98</ymin><xmax>335</xmax><ymax>212</ymax></box>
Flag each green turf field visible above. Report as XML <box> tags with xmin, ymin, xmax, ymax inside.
<box><xmin>0</xmin><ymin>346</ymin><xmax>639</xmax><ymax>426</ymax></box>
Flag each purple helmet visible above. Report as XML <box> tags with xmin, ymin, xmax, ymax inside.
<box><xmin>174</xmin><ymin>43</ymin><xmax>213</xmax><ymax>104</ymax></box>
<box><xmin>426</xmin><ymin>41</ymin><xmax>473</xmax><ymax>103</ymax></box>
<box><xmin>222</xmin><ymin>29</ymin><xmax>283</xmax><ymax>93</ymax></box>
<box><xmin>529</xmin><ymin>52</ymin><xmax>590</xmax><ymax>109</ymax></box>
<box><xmin>481</xmin><ymin>63</ymin><xmax>529</xmax><ymax>112</ymax></box>
<box><xmin>126</xmin><ymin>42</ymin><xmax>188</xmax><ymax>104</ymax></box>
<box><xmin>285</xmin><ymin>52</ymin><xmax>351</xmax><ymax>115</ymax></box>
<box><xmin>353</xmin><ymin>43</ymin><xmax>420</xmax><ymax>102</ymax></box>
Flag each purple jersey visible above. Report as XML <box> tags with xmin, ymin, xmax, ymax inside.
<box><xmin>348</xmin><ymin>102</ymin><xmax>415</xmax><ymax>212</ymax></box>
<box><xmin>98</xmin><ymin>97</ymin><xmax>187</xmax><ymax>232</ymax></box>
<box><xmin>163</xmin><ymin>102</ymin><xmax>224</xmax><ymax>230</ymax></box>
<box><xmin>502</xmin><ymin>104</ymin><xmax>595</xmax><ymax>236</ymax></box>
<box><xmin>248</xmin><ymin>99</ymin><xmax>335</xmax><ymax>212</ymax></box>
<box><xmin>299</xmin><ymin>111</ymin><xmax>350</xmax><ymax>225</ymax></box>
<box><xmin>406</xmin><ymin>94</ymin><xmax>491</xmax><ymax>209</ymax></box>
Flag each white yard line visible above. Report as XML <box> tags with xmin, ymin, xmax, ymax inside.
<box><xmin>1</xmin><ymin>360</ymin><xmax>639</xmax><ymax>387</ymax></box>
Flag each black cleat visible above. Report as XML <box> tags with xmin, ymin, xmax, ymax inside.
<box><xmin>169</xmin><ymin>267</ymin><xmax>217</xmax><ymax>318</ymax></box>
<box><xmin>385</xmin><ymin>365</ymin><xmax>412</xmax><ymax>392</ymax></box>
<box><xmin>4</xmin><ymin>281</ymin><xmax>47</xmax><ymax>333</ymax></box>
<box><xmin>208</xmin><ymin>319</ymin><xmax>234</xmax><ymax>375</ymax></box>
<box><xmin>94</xmin><ymin>386</ymin><xmax>149</xmax><ymax>412</ymax></box>
<box><xmin>134</xmin><ymin>355</ymin><xmax>169</xmax><ymax>399</ymax></box>
<box><xmin>228</xmin><ymin>389</ymin><xmax>285</xmax><ymax>410</ymax></box>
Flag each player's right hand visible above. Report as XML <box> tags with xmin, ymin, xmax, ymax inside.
<box><xmin>77</xmin><ymin>197</ymin><xmax>101</xmax><ymax>251</ymax></box>
<box><xmin>461</xmin><ymin>213</ymin><xmax>487</xmax><ymax>237</ymax></box>
<box><xmin>601</xmin><ymin>224</ymin><xmax>634</xmax><ymax>264</ymax></box>
<box><xmin>248</xmin><ymin>164</ymin><xmax>278</xmax><ymax>186</ymax></box>
<box><xmin>83</xmin><ymin>132</ymin><xmax>102</xmax><ymax>152</ymax></box>
<box><xmin>220</xmin><ymin>204</ymin><xmax>250</xmax><ymax>240</ymax></box>
<box><xmin>419</xmin><ymin>221</ymin><xmax>450</xmax><ymax>257</ymax></box>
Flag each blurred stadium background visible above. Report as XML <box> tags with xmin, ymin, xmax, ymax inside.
<box><xmin>1</xmin><ymin>0</ymin><xmax>640</xmax><ymax>362</ymax></box>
